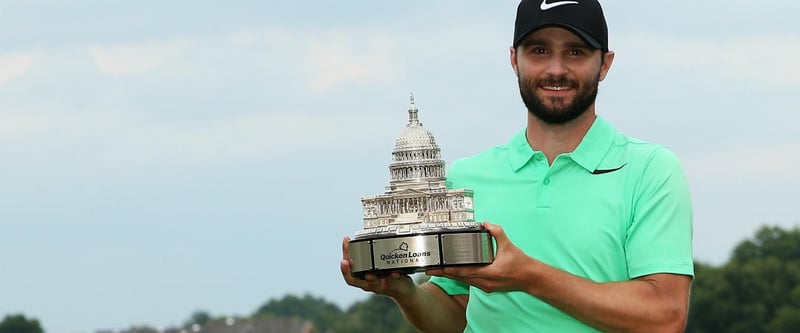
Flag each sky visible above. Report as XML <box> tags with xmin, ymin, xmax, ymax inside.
<box><xmin>1</xmin><ymin>0</ymin><xmax>798</xmax><ymax>332</ymax></box>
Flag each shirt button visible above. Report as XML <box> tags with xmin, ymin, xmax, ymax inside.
<box><xmin>534</xmin><ymin>154</ymin><xmax>543</xmax><ymax>161</ymax></box>
<box><xmin>543</xmin><ymin>178</ymin><xmax>551</xmax><ymax>185</ymax></box>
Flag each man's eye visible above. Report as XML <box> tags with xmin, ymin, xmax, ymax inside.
<box><xmin>532</xmin><ymin>47</ymin><xmax>547</xmax><ymax>54</ymax></box>
<box><xmin>569</xmin><ymin>49</ymin><xmax>584</xmax><ymax>56</ymax></box>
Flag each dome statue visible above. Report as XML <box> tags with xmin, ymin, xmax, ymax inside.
<box><xmin>357</xmin><ymin>94</ymin><xmax>475</xmax><ymax>237</ymax></box>
<box><xmin>348</xmin><ymin>94</ymin><xmax>493</xmax><ymax>278</ymax></box>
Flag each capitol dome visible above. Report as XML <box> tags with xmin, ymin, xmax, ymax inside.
<box><xmin>385</xmin><ymin>94</ymin><xmax>446</xmax><ymax>193</ymax></box>
<box><xmin>393</xmin><ymin>99</ymin><xmax>439</xmax><ymax>152</ymax></box>
<box><xmin>356</xmin><ymin>94</ymin><xmax>476</xmax><ymax>237</ymax></box>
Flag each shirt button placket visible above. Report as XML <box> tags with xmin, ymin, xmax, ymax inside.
<box><xmin>538</xmin><ymin>175</ymin><xmax>552</xmax><ymax>207</ymax></box>
<box><xmin>534</xmin><ymin>154</ymin><xmax>552</xmax><ymax>208</ymax></box>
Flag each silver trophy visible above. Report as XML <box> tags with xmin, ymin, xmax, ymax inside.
<box><xmin>349</xmin><ymin>94</ymin><xmax>494</xmax><ymax>278</ymax></box>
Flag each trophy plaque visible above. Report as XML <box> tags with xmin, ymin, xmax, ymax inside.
<box><xmin>349</xmin><ymin>94</ymin><xmax>494</xmax><ymax>278</ymax></box>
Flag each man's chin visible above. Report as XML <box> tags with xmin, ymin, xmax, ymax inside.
<box><xmin>527</xmin><ymin>106</ymin><xmax>589</xmax><ymax>125</ymax></box>
<box><xmin>532</xmin><ymin>95</ymin><xmax>570</xmax><ymax>108</ymax></box>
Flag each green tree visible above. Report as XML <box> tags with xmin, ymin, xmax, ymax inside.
<box><xmin>767</xmin><ymin>306</ymin><xmax>800</xmax><ymax>333</ymax></box>
<box><xmin>732</xmin><ymin>226</ymin><xmax>800</xmax><ymax>263</ymax></box>
<box><xmin>687</xmin><ymin>225</ymin><xmax>800</xmax><ymax>333</ymax></box>
<box><xmin>0</xmin><ymin>314</ymin><xmax>44</xmax><ymax>333</ymax></box>
<box><xmin>334</xmin><ymin>294</ymin><xmax>419</xmax><ymax>333</ymax></box>
<box><xmin>183</xmin><ymin>310</ymin><xmax>213</xmax><ymax>328</ymax></box>
<box><xmin>254</xmin><ymin>293</ymin><xmax>343</xmax><ymax>333</ymax></box>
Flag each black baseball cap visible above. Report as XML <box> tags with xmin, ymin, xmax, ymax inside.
<box><xmin>513</xmin><ymin>0</ymin><xmax>608</xmax><ymax>51</ymax></box>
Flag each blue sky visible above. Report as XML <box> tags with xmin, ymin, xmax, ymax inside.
<box><xmin>1</xmin><ymin>1</ymin><xmax>799</xmax><ymax>332</ymax></box>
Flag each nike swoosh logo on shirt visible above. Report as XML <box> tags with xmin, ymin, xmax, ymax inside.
<box><xmin>591</xmin><ymin>163</ymin><xmax>627</xmax><ymax>175</ymax></box>
<box><xmin>540</xmin><ymin>0</ymin><xmax>579</xmax><ymax>11</ymax></box>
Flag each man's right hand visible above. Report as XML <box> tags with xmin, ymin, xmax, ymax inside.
<box><xmin>341</xmin><ymin>236</ymin><xmax>469</xmax><ymax>333</ymax></box>
<box><xmin>340</xmin><ymin>236</ymin><xmax>417</xmax><ymax>300</ymax></box>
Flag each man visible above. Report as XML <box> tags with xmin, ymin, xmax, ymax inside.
<box><xmin>340</xmin><ymin>1</ymin><xmax>694</xmax><ymax>332</ymax></box>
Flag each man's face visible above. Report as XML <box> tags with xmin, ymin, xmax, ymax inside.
<box><xmin>511</xmin><ymin>27</ymin><xmax>612</xmax><ymax>124</ymax></box>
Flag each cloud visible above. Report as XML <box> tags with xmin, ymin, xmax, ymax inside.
<box><xmin>684</xmin><ymin>141</ymin><xmax>800</xmax><ymax>182</ymax></box>
<box><xmin>0</xmin><ymin>53</ymin><xmax>34</xmax><ymax>84</ymax></box>
<box><xmin>0</xmin><ymin>108</ymin><xmax>124</xmax><ymax>142</ymax></box>
<box><xmin>222</xmin><ymin>28</ymin><xmax>403</xmax><ymax>93</ymax></box>
<box><xmin>220</xmin><ymin>21</ymin><xmax>509</xmax><ymax>95</ymax></box>
<box><xmin>304</xmin><ymin>32</ymin><xmax>402</xmax><ymax>93</ymax></box>
<box><xmin>0</xmin><ymin>110</ymin><xmax>58</xmax><ymax>140</ymax></box>
<box><xmin>132</xmin><ymin>111</ymin><xmax>398</xmax><ymax>160</ymax></box>
<box><xmin>227</xmin><ymin>29</ymin><xmax>260</xmax><ymax>47</ymax></box>
<box><xmin>88</xmin><ymin>39</ymin><xmax>195</xmax><ymax>76</ymax></box>
<box><xmin>0</xmin><ymin>107</ymin><xmax>398</xmax><ymax>165</ymax></box>
<box><xmin>617</xmin><ymin>34</ymin><xmax>800</xmax><ymax>83</ymax></box>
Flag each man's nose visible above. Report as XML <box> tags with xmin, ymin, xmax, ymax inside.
<box><xmin>545</xmin><ymin>56</ymin><xmax>569</xmax><ymax>76</ymax></box>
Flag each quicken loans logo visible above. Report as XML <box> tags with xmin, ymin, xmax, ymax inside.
<box><xmin>380</xmin><ymin>242</ymin><xmax>432</xmax><ymax>265</ymax></box>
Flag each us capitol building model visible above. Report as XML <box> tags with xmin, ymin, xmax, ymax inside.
<box><xmin>348</xmin><ymin>95</ymin><xmax>493</xmax><ymax>277</ymax></box>
<box><xmin>355</xmin><ymin>94</ymin><xmax>478</xmax><ymax>239</ymax></box>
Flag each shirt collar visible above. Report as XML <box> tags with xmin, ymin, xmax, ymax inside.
<box><xmin>570</xmin><ymin>116</ymin><xmax>616</xmax><ymax>172</ymax></box>
<box><xmin>508</xmin><ymin>127</ymin><xmax>535</xmax><ymax>172</ymax></box>
<box><xmin>507</xmin><ymin>116</ymin><xmax>616</xmax><ymax>173</ymax></box>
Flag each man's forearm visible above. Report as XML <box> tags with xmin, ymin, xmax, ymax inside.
<box><xmin>525</xmin><ymin>261</ymin><xmax>691</xmax><ymax>333</ymax></box>
<box><xmin>393</xmin><ymin>282</ymin><xmax>467</xmax><ymax>333</ymax></box>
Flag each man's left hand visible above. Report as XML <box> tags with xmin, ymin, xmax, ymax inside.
<box><xmin>426</xmin><ymin>222</ymin><xmax>536</xmax><ymax>293</ymax></box>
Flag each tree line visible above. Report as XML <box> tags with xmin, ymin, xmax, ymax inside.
<box><xmin>687</xmin><ymin>225</ymin><xmax>800</xmax><ymax>333</ymax></box>
<box><xmin>4</xmin><ymin>225</ymin><xmax>800</xmax><ymax>333</ymax></box>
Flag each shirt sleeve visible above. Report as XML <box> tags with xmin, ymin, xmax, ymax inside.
<box><xmin>625</xmin><ymin>147</ymin><xmax>695</xmax><ymax>278</ymax></box>
<box><xmin>428</xmin><ymin>276</ymin><xmax>471</xmax><ymax>295</ymax></box>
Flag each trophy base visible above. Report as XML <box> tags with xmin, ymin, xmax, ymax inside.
<box><xmin>349</xmin><ymin>229</ymin><xmax>494</xmax><ymax>278</ymax></box>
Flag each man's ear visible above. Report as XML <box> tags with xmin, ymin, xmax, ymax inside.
<box><xmin>599</xmin><ymin>50</ymin><xmax>615</xmax><ymax>82</ymax></box>
<box><xmin>510</xmin><ymin>46</ymin><xmax>519</xmax><ymax>76</ymax></box>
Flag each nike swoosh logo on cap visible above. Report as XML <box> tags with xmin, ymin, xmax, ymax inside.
<box><xmin>540</xmin><ymin>0</ymin><xmax>579</xmax><ymax>11</ymax></box>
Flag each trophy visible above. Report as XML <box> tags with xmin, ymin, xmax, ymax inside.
<box><xmin>348</xmin><ymin>94</ymin><xmax>494</xmax><ymax>278</ymax></box>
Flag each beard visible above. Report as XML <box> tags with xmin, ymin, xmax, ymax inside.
<box><xmin>518</xmin><ymin>71</ymin><xmax>600</xmax><ymax>125</ymax></box>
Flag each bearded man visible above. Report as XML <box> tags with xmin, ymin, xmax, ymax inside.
<box><xmin>341</xmin><ymin>1</ymin><xmax>694</xmax><ymax>332</ymax></box>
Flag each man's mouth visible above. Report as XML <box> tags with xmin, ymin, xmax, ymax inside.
<box><xmin>541</xmin><ymin>85</ymin><xmax>572</xmax><ymax>91</ymax></box>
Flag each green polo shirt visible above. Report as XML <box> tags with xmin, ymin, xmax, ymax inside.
<box><xmin>429</xmin><ymin>116</ymin><xmax>694</xmax><ymax>333</ymax></box>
